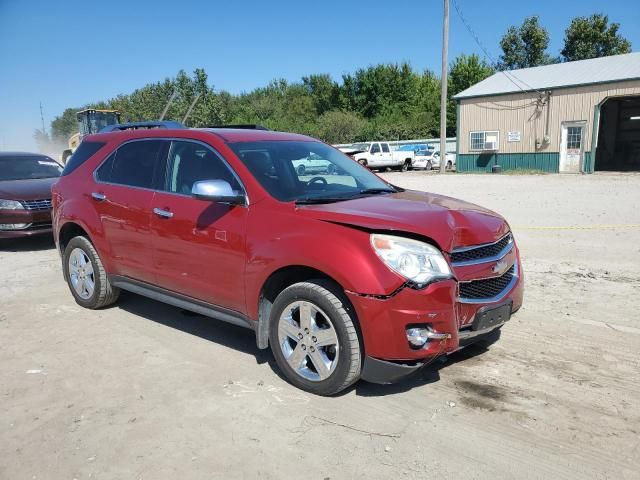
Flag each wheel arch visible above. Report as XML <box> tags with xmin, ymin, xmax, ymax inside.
<box><xmin>58</xmin><ymin>221</ymin><xmax>93</xmax><ymax>255</ymax></box>
<box><xmin>255</xmin><ymin>265</ymin><xmax>360</xmax><ymax>350</ymax></box>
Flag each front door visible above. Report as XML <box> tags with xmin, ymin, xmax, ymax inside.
<box><xmin>150</xmin><ymin>140</ymin><xmax>248</xmax><ymax>313</ymax></box>
<box><xmin>560</xmin><ymin>122</ymin><xmax>585</xmax><ymax>173</ymax></box>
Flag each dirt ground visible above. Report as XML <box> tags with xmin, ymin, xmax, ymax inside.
<box><xmin>1</xmin><ymin>172</ymin><xmax>639</xmax><ymax>479</ymax></box>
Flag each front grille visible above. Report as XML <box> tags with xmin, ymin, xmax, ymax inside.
<box><xmin>459</xmin><ymin>265</ymin><xmax>515</xmax><ymax>300</ymax></box>
<box><xmin>21</xmin><ymin>199</ymin><xmax>52</xmax><ymax>210</ymax></box>
<box><xmin>451</xmin><ymin>233</ymin><xmax>512</xmax><ymax>264</ymax></box>
<box><xmin>26</xmin><ymin>222</ymin><xmax>52</xmax><ymax>230</ymax></box>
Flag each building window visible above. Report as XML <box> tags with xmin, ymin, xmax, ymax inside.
<box><xmin>566</xmin><ymin>126</ymin><xmax>583</xmax><ymax>149</ymax></box>
<box><xmin>470</xmin><ymin>131</ymin><xmax>499</xmax><ymax>151</ymax></box>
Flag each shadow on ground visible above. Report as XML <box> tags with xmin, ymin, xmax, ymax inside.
<box><xmin>114</xmin><ymin>291</ymin><xmax>501</xmax><ymax>397</ymax></box>
<box><xmin>0</xmin><ymin>235</ymin><xmax>55</xmax><ymax>252</ymax></box>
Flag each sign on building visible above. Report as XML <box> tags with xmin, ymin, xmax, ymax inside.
<box><xmin>508</xmin><ymin>131</ymin><xmax>521</xmax><ymax>142</ymax></box>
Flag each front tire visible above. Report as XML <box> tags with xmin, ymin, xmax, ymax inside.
<box><xmin>63</xmin><ymin>236</ymin><xmax>120</xmax><ymax>309</ymax></box>
<box><xmin>269</xmin><ymin>280</ymin><xmax>362</xmax><ymax>396</ymax></box>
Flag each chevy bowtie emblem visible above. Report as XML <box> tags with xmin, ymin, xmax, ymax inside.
<box><xmin>492</xmin><ymin>260</ymin><xmax>509</xmax><ymax>275</ymax></box>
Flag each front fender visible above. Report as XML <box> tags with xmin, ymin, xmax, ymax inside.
<box><xmin>244</xmin><ymin>204</ymin><xmax>404</xmax><ymax>320</ymax></box>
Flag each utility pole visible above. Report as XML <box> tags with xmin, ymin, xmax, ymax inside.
<box><xmin>439</xmin><ymin>0</ymin><xmax>449</xmax><ymax>173</ymax></box>
<box><xmin>39</xmin><ymin>102</ymin><xmax>46</xmax><ymax>134</ymax></box>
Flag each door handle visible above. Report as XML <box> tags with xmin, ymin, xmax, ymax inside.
<box><xmin>153</xmin><ymin>207</ymin><xmax>174</xmax><ymax>219</ymax></box>
<box><xmin>91</xmin><ymin>192</ymin><xmax>107</xmax><ymax>202</ymax></box>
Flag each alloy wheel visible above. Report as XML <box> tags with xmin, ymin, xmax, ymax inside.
<box><xmin>68</xmin><ymin>248</ymin><xmax>95</xmax><ymax>299</ymax></box>
<box><xmin>277</xmin><ymin>300</ymin><xmax>340</xmax><ymax>381</ymax></box>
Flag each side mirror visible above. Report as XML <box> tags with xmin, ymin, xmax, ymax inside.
<box><xmin>191</xmin><ymin>180</ymin><xmax>245</xmax><ymax>205</ymax></box>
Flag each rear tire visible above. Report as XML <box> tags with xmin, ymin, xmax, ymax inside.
<box><xmin>63</xmin><ymin>236</ymin><xmax>119</xmax><ymax>309</ymax></box>
<box><xmin>269</xmin><ymin>279</ymin><xmax>362</xmax><ymax>396</ymax></box>
<box><xmin>400</xmin><ymin>159</ymin><xmax>411</xmax><ymax>172</ymax></box>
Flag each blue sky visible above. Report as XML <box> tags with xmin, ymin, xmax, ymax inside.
<box><xmin>1</xmin><ymin>0</ymin><xmax>638</xmax><ymax>151</ymax></box>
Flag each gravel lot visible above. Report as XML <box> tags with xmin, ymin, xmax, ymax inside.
<box><xmin>1</xmin><ymin>172</ymin><xmax>639</xmax><ymax>479</ymax></box>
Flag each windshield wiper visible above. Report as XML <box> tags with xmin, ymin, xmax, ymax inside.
<box><xmin>295</xmin><ymin>196</ymin><xmax>354</xmax><ymax>205</ymax></box>
<box><xmin>357</xmin><ymin>188</ymin><xmax>396</xmax><ymax>195</ymax></box>
<box><xmin>295</xmin><ymin>188</ymin><xmax>397</xmax><ymax>205</ymax></box>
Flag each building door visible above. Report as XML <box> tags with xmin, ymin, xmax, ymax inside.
<box><xmin>560</xmin><ymin>121</ymin><xmax>586</xmax><ymax>173</ymax></box>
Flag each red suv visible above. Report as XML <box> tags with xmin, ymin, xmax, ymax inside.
<box><xmin>52</xmin><ymin>123</ymin><xmax>523</xmax><ymax>395</ymax></box>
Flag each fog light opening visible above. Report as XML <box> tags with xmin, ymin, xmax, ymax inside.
<box><xmin>406</xmin><ymin>325</ymin><xmax>451</xmax><ymax>349</ymax></box>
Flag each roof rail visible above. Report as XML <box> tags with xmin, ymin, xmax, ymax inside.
<box><xmin>99</xmin><ymin>121</ymin><xmax>185</xmax><ymax>133</ymax></box>
<box><xmin>208</xmin><ymin>124</ymin><xmax>270</xmax><ymax>131</ymax></box>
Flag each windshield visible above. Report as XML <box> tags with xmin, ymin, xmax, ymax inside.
<box><xmin>79</xmin><ymin>111</ymin><xmax>119</xmax><ymax>136</ymax></box>
<box><xmin>228</xmin><ymin>141</ymin><xmax>397</xmax><ymax>203</ymax></box>
<box><xmin>0</xmin><ymin>156</ymin><xmax>62</xmax><ymax>181</ymax></box>
<box><xmin>351</xmin><ymin>143</ymin><xmax>370</xmax><ymax>151</ymax></box>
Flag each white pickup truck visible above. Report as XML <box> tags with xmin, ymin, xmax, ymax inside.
<box><xmin>350</xmin><ymin>142</ymin><xmax>414</xmax><ymax>171</ymax></box>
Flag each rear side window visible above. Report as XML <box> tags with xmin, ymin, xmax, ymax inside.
<box><xmin>381</xmin><ymin>143</ymin><xmax>390</xmax><ymax>153</ymax></box>
<box><xmin>61</xmin><ymin>141</ymin><xmax>106</xmax><ymax>176</ymax></box>
<box><xmin>96</xmin><ymin>140</ymin><xmax>165</xmax><ymax>189</ymax></box>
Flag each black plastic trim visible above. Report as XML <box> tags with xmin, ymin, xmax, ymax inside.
<box><xmin>360</xmin><ymin>356</ymin><xmax>424</xmax><ymax>384</ymax></box>
<box><xmin>109</xmin><ymin>275</ymin><xmax>255</xmax><ymax>330</ymax></box>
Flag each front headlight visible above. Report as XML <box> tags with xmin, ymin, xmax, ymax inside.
<box><xmin>0</xmin><ymin>199</ymin><xmax>24</xmax><ymax>210</ymax></box>
<box><xmin>370</xmin><ymin>234</ymin><xmax>452</xmax><ymax>285</ymax></box>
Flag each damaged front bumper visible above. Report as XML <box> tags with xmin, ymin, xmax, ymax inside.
<box><xmin>346</xmin><ymin>266</ymin><xmax>524</xmax><ymax>385</ymax></box>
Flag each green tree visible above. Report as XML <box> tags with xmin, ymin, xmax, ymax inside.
<box><xmin>448</xmin><ymin>54</ymin><xmax>494</xmax><ymax>135</ymax></box>
<box><xmin>561</xmin><ymin>14</ymin><xmax>631</xmax><ymax>61</ymax></box>
<box><xmin>302</xmin><ymin>74</ymin><xmax>339</xmax><ymax>116</ymax></box>
<box><xmin>50</xmin><ymin>108</ymin><xmax>80</xmax><ymax>144</ymax></box>
<box><xmin>498</xmin><ymin>16</ymin><xmax>556</xmax><ymax>70</ymax></box>
<box><xmin>315</xmin><ymin>110</ymin><xmax>366</xmax><ymax>143</ymax></box>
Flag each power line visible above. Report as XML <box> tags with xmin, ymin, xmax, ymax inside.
<box><xmin>451</xmin><ymin>0</ymin><xmax>546</xmax><ymax>98</ymax></box>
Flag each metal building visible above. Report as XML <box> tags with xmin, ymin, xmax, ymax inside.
<box><xmin>454</xmin><ymin>52</ymin><xmax>640</xmax><ymax>173</ymax></box>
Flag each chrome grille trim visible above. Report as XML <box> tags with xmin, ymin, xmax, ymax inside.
<box><xmin>21</xmin><ymin>199</ymin><xmax>52</xmax><ymax>211</ymax></box>
<box><xmin>451</xmin><ymin>233</ymin><xmax>513</xmax><ymax>266</ymax></box>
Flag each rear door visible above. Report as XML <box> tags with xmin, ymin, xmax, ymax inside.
<box><xmin>93</xmin><ymin>139</ymin><xmax>168</xmax><ymax>283</ymax></box>
<box><xmin>150</xmin><ymin>139</ymin><xmax>248</xmax><ymax>312</ymax></box>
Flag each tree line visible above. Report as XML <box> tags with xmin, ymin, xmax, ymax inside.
<box><xmin>39</xmin><ymin>13</ymin><xmax>631</xmax><ymax>150</ymax></box>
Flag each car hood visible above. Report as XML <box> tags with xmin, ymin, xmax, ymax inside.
<box><xmin>0</xmin><ymin>177</ymin><xmax>58</xmax><ymax>201</ymax></box>
<box><xmin>296</xmin><ymin>190</ymin><xmax>509</xmax><ymax>252</ymax></box>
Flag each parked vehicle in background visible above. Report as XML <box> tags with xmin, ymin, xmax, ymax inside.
<box><xmin>293</xmin><ymin>152</ymin><xmax>338</xmax><ymax>175</ymax></box>
<box><xmin>351</xmin><ymin>142</ymin><xmax>414</xmax><ymax>171</ymax></box>
<box><xmin>61</xmin><ymin>109</ymin><xmax>121</xmax><ymax>164</ymax></box>
<box><xmin>53</xmin><ymin>124</ymin><xmax>523</xmax><ymax>396</ymax></box>
<box><xmin>398</xmin><ymin>144</ymin><xmax>437</xmax><ymax>170</ymax></box>
<box><xmin>435</xmin><ymin>151</ymin><xmax>456</xmax><ymax>171</ymax></box>
<box><xmin>0</xmin><ymin>152</ymin><xmax>62</xmax><ymax>238</ymax></box>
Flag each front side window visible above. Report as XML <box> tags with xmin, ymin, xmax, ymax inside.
<box><xmin>163</xmin><ymin>140</ymin><xmax>242</xmax><ymax>195</ymax></box>
<box><xmin>228</xmin><ymin>140</ymin><xmax>398</xmax><ymax>203</ymax></box>
<box><xmin>371</xmin><ymin>143</ymin><xmax>381</xmax><ymax>154</ymax></box>
<box><xmin>0</xmin><ymin>155</ymin><xmax>62</xmax><ymax>181</ymax></box>
<box><xmin>96</xmin><ymin>140</ymin><xmax>165</xmax><ymax>189</ymax></box>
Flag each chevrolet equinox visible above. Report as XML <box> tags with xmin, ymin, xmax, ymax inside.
<box><xmin>52</xmin><ymin>124</ymin><xmax>523</xmax><ymax>395</ymax></box>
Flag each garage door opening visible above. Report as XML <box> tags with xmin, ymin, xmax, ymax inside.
<box><xmin>595</xmin><ymin>96</ymin><xmax>640</xmax><ymax>171</ymax></box>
